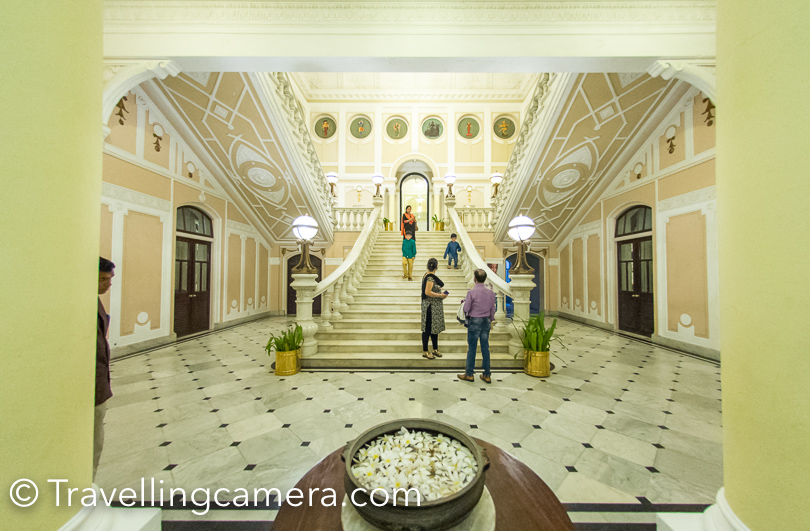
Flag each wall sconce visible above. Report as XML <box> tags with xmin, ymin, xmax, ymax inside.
<box><xmin>356</xmin><ymin>186</ymin><xmax>363</xmax><ymax>203</ymax></box>
<box><xmin>326</xmin><ymin>172</ymin><xmax>338</xmax><ymax>197</ymax></box>
<box><xmin>702</xmin><ymin>97</ymin><xmax>716</xmax><ymax>126</ymax></box>
<box><xmin>665</xmin><ymin>125</ymin><xmax>677</xmax><ymax>154</ymax></box>
<box><xmin>466</xmin><ymin>186</ymin><xmax>473</xmax><ymax>203</ymax></box>
<box><xmin>152</xmin><ymin>123</ymin><xmax>164</xmax><ymax>152</ymax></box>
<box><xmin>291</xmin><ymin>215</ymin><xmax>319</xmax><ymax>274</ymax></box>
<box><xmin>633</xmin><ymin>163</ymin><xmax>643</xmax><ymax>180</ymax></box>
<box><xmin>490</xmin><ymin>172</ymin><xmax>503</xmax><ymax>197</ymax></box>
<box><xmin>371</xmin><ymin>173</ymin><xmax>384</xmax><ymax>197</ymax></box>
<box><xmin>444</xmin><ymin>174</ymin><xmax>456</xmax><ymax>197</ymax></box>
<box><xmin>508</xmin><ymin>215</ymin><xmax>536</xmax><ymax>275</ymax></box>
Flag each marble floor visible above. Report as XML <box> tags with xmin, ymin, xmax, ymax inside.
<box><xmin>99</xmin><ymin>316</ymin><xmax>722</xmax><ymax>528</ymax></box>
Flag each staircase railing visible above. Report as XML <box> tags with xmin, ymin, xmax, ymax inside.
<box><xmin>333</xmin><ymin>207</ymin><xmax>374</xmax><ymax>231</ymax></box>
<box><xmin>446</xmin><ymin>197</ymin><xmax>535</xmax><ymax>356</ymax></box>
<box><xmin>291</xmin><ymin>197</ymin><xmax>383</xmax><ymax>357</ymax></box>
<box><xmin>457</xmin><ymin>207</ymin><xmax>495</xmax><ymax>232</ymax></box>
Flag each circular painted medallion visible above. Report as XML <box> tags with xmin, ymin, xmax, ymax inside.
<box><xmin>386</xmin><ymin>117</ymin><xmax>409</xmax><ymax>140</ymax></box>
<box><xmin>314</xmin><ymin>116</ymin><xmax>337</xmax><ymax>139</ymax></box>
<box><xmin>457</xmin><ymin>116</ymin><xmax>480</xmax><ymax>139</ymax></box>
<box><xmin>421</xmin><ymin>117</ymin><xmax>444</xmax><ymax>140</ymax></box>
<box><xmin>493</xmin><ymin>116</ymin><xmax>516</xmax><ymax>139</ymax></box>
<box><xmin>350</xmin><ymin>116</ymin><xmax>372</xmax><ymax>139</ymax></box>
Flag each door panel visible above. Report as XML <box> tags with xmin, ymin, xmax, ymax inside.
<box><xmin>174</xmin><ymin>236</ymin><xmax>211</xmax><ymax>337</ymax></box>
<box><xmin>617</xmin><ymin>236</ymin><xmax>654</xmax><ymax>336</ymax></box>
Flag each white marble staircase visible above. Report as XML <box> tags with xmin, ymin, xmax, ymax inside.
<box><xmin>305</xmin><ymin>231</ymin><xmax>520</xmax><ymax>370</ymax></box>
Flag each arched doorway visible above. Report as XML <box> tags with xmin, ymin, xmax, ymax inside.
<box><xmin>505</xmin><ymin>253</ymin><xmax>544</xmax><ymax>316</ymax></box>
<box><xmin>400</xmin><ymin>172</ymin><xmax>430</xmax><ymax>235</ymax></box>
<box><xmin>615</xmin><ymin>205</ymin><xmax>654</xmax><ymax>336</ymax></box>
<box><xmin>286</xmin><ymin>254</ymin><xmax>322</xmax><ymax>315</ymax></box>
<box><xmin>174</xmin><ymin>206</ymin><xmax>213</xmax><ymax>337</ymax></box>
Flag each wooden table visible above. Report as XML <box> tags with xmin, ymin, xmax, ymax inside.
<box><xmin>273</xmin><ymin>439</ymin><xmax>574</xmax><ymax>530</ymax></box>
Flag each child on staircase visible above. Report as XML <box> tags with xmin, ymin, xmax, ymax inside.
<box><xmin>402</xmin><ymin>231</ymin><xmax>416</xmax><ymax>281</ymax></box>
<box><xmin>444</xmin><ymin>233</ymin><xmax>462</xmax><ymax>269</ymax></box>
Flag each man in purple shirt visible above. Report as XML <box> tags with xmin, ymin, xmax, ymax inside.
<box><xmin>458</xmin><ymin>269</ymin><xmax>497</xmax><ymax>384</ymax></box>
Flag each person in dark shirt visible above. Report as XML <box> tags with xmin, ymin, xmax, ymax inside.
<box><xmin>421</xmin><ymin>258</ymin><xmax>448</xmax><ymax>359</ymax></box>
<box><xmin>95</xmin><ymin>257</ymin><xmax>115</xmax><ymax>478</ymax></box>
<box><xmin>444</xmin><ymin>233</ymin><xmax>462</xmax><ymax>269</ymax></box>
<box><xmin>458</xmin><ymin>269</ymin><xmax>496</xmax><ymax>384</ymax></box>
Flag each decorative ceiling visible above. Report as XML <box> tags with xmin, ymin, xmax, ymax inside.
<box><xmin>149</xmin><ymin>72</ymin><xmax>328</xmax><ymax>244</ymax></box>
<box><xmin>291</xmin><ymin>73</ymin><xmax>537</xmax><ymax>102</ymax></box>
<box><xmin>510</xmin><ymin>73</ymin><xmax>682</xmax><ymax>242</ymax></box>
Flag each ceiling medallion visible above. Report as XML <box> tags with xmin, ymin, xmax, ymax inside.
<box><xmin>551</xmin><ymin>169</ymin><xmax>580</xmax><ymax>189</ymax></box>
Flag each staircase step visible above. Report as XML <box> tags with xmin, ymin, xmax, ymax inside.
<box><xmin>314</xmin><ymin>340</ymin><xmax>509</xmax><ymax>354</ymax></box>
<box><xmin>316</xmin><ymin>328</ymin><xmax>511</xmax><ymax>341</ymax></box>
<box><xmin>301</xmin><ymin>352</ymin><xmax>520</xmax><ymax>370</ymax></box>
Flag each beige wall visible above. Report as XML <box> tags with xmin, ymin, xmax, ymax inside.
<box><xmin>101</xmin><ymin>87</ymin><xmax>276</xmax><ymax>353</ymax></box>
<box><xmin>120</xmin><ymin>211</ymin><xmax>164</xmax><ymax>335</ymax></box>
<box><xmin>665</xmin><ymin>211</ymin><xmax>709</xmax><ymax>338</ymax></box>
<box><xmin>557</xmin><ymin>88</ymin><xmax>718</xmax><ymax>355</ymax></box>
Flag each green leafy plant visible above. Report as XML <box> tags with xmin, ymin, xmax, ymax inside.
<box><xmin>512</xmin><ymin>312</ymin><xmax>566</xmax><ymax>356</ymax></box>
<box><xmin>432</xmin><ymin>214</ymin><xmax>440</xmax><ymax>223</ymax></box>
<box><xmin>265</xmin><ymin>324</ymin><xmax>303</xmax><ymax>354</ymax></box>
<box><xmin>383</xmin><ymin>217</ymin><xmax>391</xmax><ymax>224</ymax></box>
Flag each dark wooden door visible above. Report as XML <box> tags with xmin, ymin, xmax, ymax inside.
<box><xmin>174</xmin><ymin>237</ymin><xmax>211</xmax><ymax>337</ymax></box>
<box><xmin>286</xmin><ymin>255</ymin><xmax>322</xmax><ymax>315</ymax></box>
<box><xmin>617</xmin><ymin>236</ymin><xmax>654</xmax><ymax>336</ymax></box>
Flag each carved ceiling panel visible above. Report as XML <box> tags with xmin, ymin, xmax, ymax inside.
<box><xmin>292</xmin><ymin>73</ymin><xmax>536</xmax><ymax>101</ymax></box>
<box><xmin>152</xmin><ymin>72</ymin><xmax>321</xmax><ymax>243</ymax></box>
<box><xmin>515</xmin><ymin>73</ymin><xmax>679</xmax><ymax>241</ymax></box>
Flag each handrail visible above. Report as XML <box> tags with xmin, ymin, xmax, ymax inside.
<box><xmin>314</xmin><ymin>206</ymin><xmax>381</xmax><ymax>297</ymax></box>
<box><xmin>447</xmin><ymin>206</ymin><xmax>512</xmax><ymax>298</ymax></box>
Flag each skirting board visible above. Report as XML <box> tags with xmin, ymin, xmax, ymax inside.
<box><xmin>111</xmin><ymin>311</ymin><xmax>285</xmax><ymax>359</ymax></box>
<box><xmin>555</xmin><ymin>311</ymin><xmax>721</xmax><ymax>363</ymax></box>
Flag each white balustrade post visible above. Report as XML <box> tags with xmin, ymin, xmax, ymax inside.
<box><xmin>507</xmin><ymin>273</ymin><xmax>535</xmax><ymax>356</ymax></box>
<box><xmin>291</xmin><ymin>273</ymin><xmax>319</xmax><ymax>357</ymax></box>
<box><xmin>339</xmin><ymin>277</ymin><xmax>350</xmax><ymax>310</ymax></box>
<box><xmin>495</xmin><ymin>291</ymin><xmax>509</xmax><ymax>331</ymax></box>
<box><xmin>320</xmin><ymin>286</ymin><xmax>333</xmax><ymax>330</ymax></box>
<box><xmin>331</xmin><ymin>281</ymin><xmax>343</xmax><ymax>320</ymax></box>
<box><xmin>347</xmin><ymin>266</ymin><xmax>357</xmax><ymax>299</ymax></box>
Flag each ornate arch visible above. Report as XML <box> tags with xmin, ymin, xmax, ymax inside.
<box><xmin>647</xmin><ymin>59</ymin><xmax>716</xmax><ymax>103</ymax></box>
<box><xmin>102</xmin><ymin>59</ymin><xmax>182</xmax><ymax>126</ymax></box>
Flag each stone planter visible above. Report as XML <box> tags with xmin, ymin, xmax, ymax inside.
<box><xmin>342</xmin><ymin>418</ymin><xmax>490</xmax><ymax>531</ymax></box>
<box><xmin>274</xmin><ymin>348</ymin><xmax>300</xmax><ymax>376</ymax></box>
<box><xmin>524</xmin><ymin>350</ymin><xmax>550</xmax><ymax>377</ymax></box>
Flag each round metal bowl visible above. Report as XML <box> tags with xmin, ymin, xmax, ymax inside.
<box><xmin>341</xmin><ymin>418</ymin><xmax>490</xmax><ymax>531</ymax></box>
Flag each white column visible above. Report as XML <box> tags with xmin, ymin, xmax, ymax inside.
<box><xmin>508</xmin><ymin>273</ymin><xmax>535</xmax><ymax>356</ymax></box>
<box><xmin>291</xmin><ymin>273</ymin><xmax>319</xmax><ymax>357</ymax></box>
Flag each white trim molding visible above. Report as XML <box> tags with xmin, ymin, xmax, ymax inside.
<box><xmin>648</xmin><ymin>59</ymin><xmax>716</xmax><ymax>103</ymax></box>
<box><xmin>655</xmin><ymin>185</ymin><xmax>719</xmax><ymax>350</ymax></box>
<box><xmin>657</xmin><ymin>488</ymin><xmax>751</xmax><ymax>531</ymax></box>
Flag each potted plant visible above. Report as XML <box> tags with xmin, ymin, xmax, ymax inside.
<box><xmin>513</xmin><ymin>312</ymin><xmax>566</xmax><ymax>377</ymax></box>
<box><xmin>265</xmin><ymin>324</ymin><xmax>303</xmax><ymax>376</ymax></box>
<box><xmin>382</xmin><ymin>217</ymin><xmax>394</xmax><ymax>231</ymax></box>
<box><xmin>432</xmin><ymin>214</ymin><xmax>445</xmax><ymax>231</ymax></box>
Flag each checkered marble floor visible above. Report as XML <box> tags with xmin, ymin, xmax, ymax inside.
<box><xmin>99</xmin><ymin>316</ymin><xmax>722</xmax><ymax>527</ymax></box>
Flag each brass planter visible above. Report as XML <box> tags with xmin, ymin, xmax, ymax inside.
<box><xmin>384</xmin><ymin>222</ymin><xmax>395</xmax><ymax>231</ymax></box>
<box><xmin>524</xmin><ymin>350</ymin><xmax>550</xmax><ymax>378</ymax></box>
<box><xmin>434</xmin><ymin>221</ymin><xmax>445</xmax><ymax>231</ymax></box>
<box><xmin>274</xmin><ymin>348</ymin><xmax>300</xmax><ymax>376</ymax></box>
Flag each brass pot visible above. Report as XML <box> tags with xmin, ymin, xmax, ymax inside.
<box><xmin>384</xmin><ymin>222</ymin><xmax>395</xmax><ymax>231</ymax></box>
<box><xmin>274</xmin><ymin>348</ymin><xmax>300</xmax><ymax>376</ymax></box>
<box><xmin>524</xmin><ymin>350</ymin><xmax>550</xmax><ymax>378</ymax></box>
<box><xmin>434</xmin><ymin>221</ymin><xmax>445</xmax><ymax>231</ymax></box>
<box><xmin>342</xmin><ymin>418</ymin><xmax>490</xmax><ymax>531</ymax></box>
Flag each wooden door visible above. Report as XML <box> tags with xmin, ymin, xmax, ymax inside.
<box><xmin>617</xmin><ymin>237</ymin><xmax>654</xmax><ymax>336</ymax></box>
<box><xmin>286</xmin><ymin>255</ymin><xmax>322</xmax><ymax>315</ymax></box>
<box><xmin>174</xmin><ymin>237</ymin><xmax>211</xmax><ymax>337</ymax></box>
